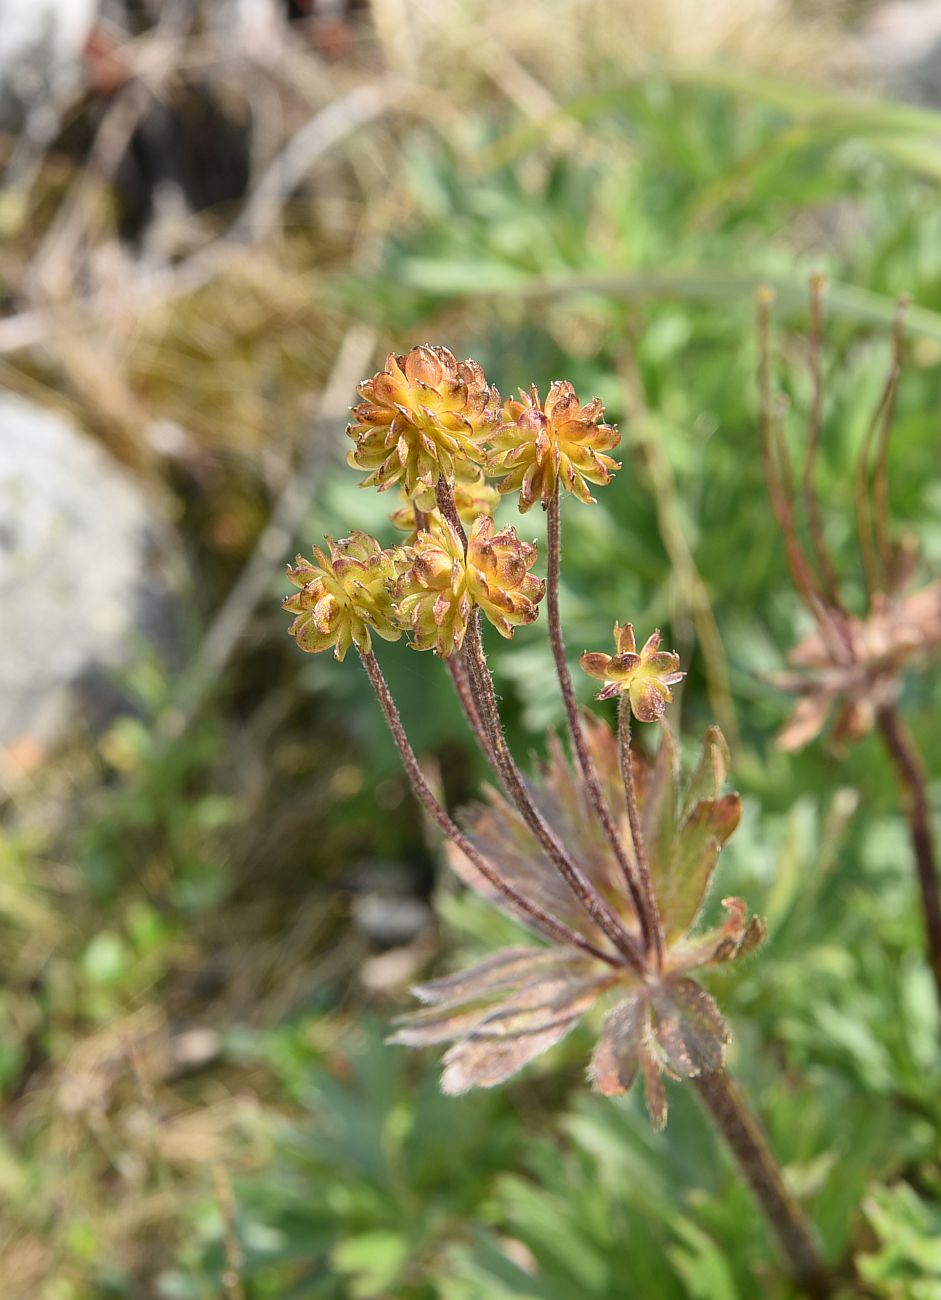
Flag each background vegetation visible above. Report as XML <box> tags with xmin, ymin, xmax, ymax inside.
<box><xmin>1</xmin><ymin>1</ymin><xmax>940</xmax><ymax>1295</ymax></box>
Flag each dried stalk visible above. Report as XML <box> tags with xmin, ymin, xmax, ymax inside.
<box><xmin>756</xmin><ymin>289</ymin><xmax>849</xmax><ymax>664</ymax></box>
<box><xmin>871</xmin><ymin>298</ymin><xmax>909</xmax><ymax>592</ymax></box>
<box><xmin>801</xmin><ymin>275</ymin><xmax>846</xmax><ymax>616</ymax></box>
<box><xmin>876</xmin><ymin>704</ymin><xmax>941</xmax><ymax>1008</ymax></box>
<box><xmin>853</xmin><ymin>301</ymin><xmax>907</xmax><ymax>602</ymax></box>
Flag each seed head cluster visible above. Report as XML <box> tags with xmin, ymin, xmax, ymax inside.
<box><xmin>287</xmin><ymin>345</ymin><xmax>625</xmax><ymax>661</ymax></box>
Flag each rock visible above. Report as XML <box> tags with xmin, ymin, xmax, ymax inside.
<box><xmin>864</xmin><ymin>2</ymin><xmax>941</xmax><ymax>104</ymax></box>
<box><xmin>351</xmin><ymin>894</ymin><xmax>434</xmax><ymax>949</ymax></box>
<box><xmin>0</xmin><ymin>394</ymin><xmax>178</xmax><ymax>764</ymax></box>
<box><xmin>0</xmin><ymin>0</ymin><xmax>97</xmax><ymax>127</ymax></box>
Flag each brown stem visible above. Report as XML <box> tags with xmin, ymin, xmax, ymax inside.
<box><xmin>432</xmin><ymin>476</ymin><xmax>644</xmax><ymax>971</ymax></box>
<box><xmin>756</xmin><ymin>288</ymin><xmax>850</xmax><ymax>666</ymax></box>
<box><xmin>545</xmin><ymin>489</ymin><xmax>658</xmax><ymax>955</ymax></box>
<box><xmin>461</xmin><ymin>613</ymin><xmax>645</xmax><ymax>972</ymax></box>
<box><xmin>616</xmin><ymin>698</ymin><xmax>664</xmax><ymax>969</ymax></box>
<box><xmin>802</xmin><ymin>274</ymin><xmax>848</xmax><ymax>618</ymax></box>
<box><xmin>359</xmin><ymin>648</ymin><xmax>617</xmax><ymax>966</ymax></box>
<box><xmin>434</xmin><ymin>476</ymin><xmax>468</xmax><ymax>550</ymax></box>
<box><xmin>872</xmin><ymin>297</ymin><xmax>909</xmax><ymax>593</ymax></box>
<box><xmin>446</xmin><ymin>652</ymin><xmax>494</xmax><ymax>762</ymax></box>
<box><xmin>876</xmin><ymin>703</ymin><xmax>941</xmax><ymax>1009</ymax></box>
<box><xmin>693</xmin><ymin>1069</ymin><xmax>831</xmax><ymax>1299</ymax></box>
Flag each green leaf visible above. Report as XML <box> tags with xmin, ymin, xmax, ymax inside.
<box><xmin>332</xmin><ymin>1230</ymin><xmax>411</xmax><ymax>1298</ymax></box>
<box><xmin>81</xmin><ymin>932</ymin><xmax>130</xmax><ymax>986</ymax></box>
<box><xmin>657</xmin><ymin>795</ymin><xmax>741</xmax><ymax>940</ymax></box>
<box><xmin>681</xmin><ymin>727</ymin><xmax>731</xmax><ymax>816</ymax></box>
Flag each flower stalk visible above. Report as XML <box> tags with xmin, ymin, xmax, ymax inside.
<box><xmin>462</xmin><ymin>605</ymin><xmax>645</xmax><ymax>970</ymax></box>
<box><xmin>546</xmin><ymin>488</ymin><xmax>660</xmax><ymax>959</ymax></box>
<box><xmin>693</xmin><ymin>1069</ymin><xmax>831</xmax><ymax>1300</ymax></box>
<box><xmin>434</xmin><ymin>475</ymin><xmax>645</xmax><ymax>970</ymax></box>
<box><xmin>359</xmin><ymin>648</ymin><xmax>616</xmax><ymax>966</ymax></box>
<box><xmin>616</xmin><ymin>696</ymin><xmax>665</xmax><ymax>968</ymax></box>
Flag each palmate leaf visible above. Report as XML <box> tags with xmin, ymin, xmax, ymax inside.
<box><xmin>589</xmin><ymin>996</ymin><xmax>645</xmax><ymax>1097</ymax></box>
<box><xmin>650</xmin><ymin>979</ymin><xmax>729</xmax><ymax>1079</ymax></box>
<box><xmin>397</xmin><ymin>716</ymin><xmax>763</xmax><ymax>1123</ymax></box>
<box><xmin>670</xmin><ymin>898</ymin><xmax>767</xmax><ymax>972</ymax></box>
<box><xmin>589</xmin><ymin>978</ymin><xmax>730</xmax><ymax>1129</ymax></box>
<box><xmin>412</xmin><ymin>946</ymin><xmax>578</xmax><ymax>1005</ymax></box>
<box><xmin>392</xmin><ymin>942</ymin><xmax>620</xmax><ymax>1092</ymax></box>
<box><xmin>440</xmin><ymin>973</ymin><xmax>617</xmax><ymax>1095</ymax></box>
<box><xmin>447</xmin><ymin>726</ymin><xmax>641</xmax><ymax>947</ymax></box>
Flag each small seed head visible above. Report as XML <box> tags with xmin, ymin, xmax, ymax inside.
<box><xmin>488</xmin><ymin>380</ymin><xmax>620</xmax><ymax>512</ymax></box>
<box><xmin>347</xmin><ymin>345</ymin><xmax>500</xmax><ymax>498</ymax></box>
<box><xmin>283</xmin><ymin>532</ymin><xmax>407</xmax><ymax>661</ymax></box>
<box><xmin>580</xmin><ymin>622</ymin><xmax>685</xmax><ymax>721</ymax></box>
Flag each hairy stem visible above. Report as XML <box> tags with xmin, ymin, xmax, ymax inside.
<box><xmin>462</xmin><ymin>613</ymin><xmax>645</xmax><ymax>971</ymax></box>
<box><xmin>693</xmin><ymin>1069</ymin><xmax>831</xmax><ymax>1299</ymax></box>
<box><xmin>434</xmin><ymin>475</ymin><xmax>645</xmax><ymax>971</ymax></box>
<box><xmin>546</xmin><ymin>489</ymin><xmax>658</xmax><ymax>955</ymax></box>
<box><xmin>416</xmin><ymin>494</ymin><xmax>494</xmax><ymax>763</ymax></box>
<box><xmin>876</xmin><ymin>703</ymin><xmax>941</xmax><ymax>1010</ymax></box>
<box><xmin>446</xmin><ymin>653</ymin><xmax>494</xmax><ymax>762</ymax></box>
<box><xmin>616</xmin><ymin>698</ymin><xmax>664</xmax><ymax>969</ymax></box>
<box><xmin>359</xmin><ymin>648</ymin><xmax>617</xmax><ymax>966</ymax></box>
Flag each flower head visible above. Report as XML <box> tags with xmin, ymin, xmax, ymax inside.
<box><xmin>580</xmin><ymin>623</ymin><xmax>685</xmax><ymax>721</ymax></box>
<box><xmin>391</xmin><ymin>719</ymin><xmax>761</xmax><ymax>1127</ymax></box>
<box><xmin>283</xmin><ymin>532</ymin><xmax>406</xmax><ymax>662</ymax></box>
<box><xmin>395</xmin><ymin>518</ymin><xmax>472</xmax><ymax>657</ymax></box>
<box><xmin>396</xmin><ymin>515</ymin><xmax>545</xmax><ymax>656</ymax></box>
<box><xmin>468</xmin><ymin>515</ymin><xmax>545</xmax><ymax>639</ymax></box>
<box><xmin>347</xmin><ymin>345</ymin><xmax>499</xmax><ymax>499</ymax></box>
<box><xmin>488</xmin><ymin>380</ymin><xmax>620</xmax><ymax>512</ymax></box>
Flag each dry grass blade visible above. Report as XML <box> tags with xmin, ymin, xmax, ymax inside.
<box><xmin>160</xmin><ymin>322</ymin><xmax>377</xmax><ymax>743</ymax></box>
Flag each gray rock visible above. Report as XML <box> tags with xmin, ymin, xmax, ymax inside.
<box><xmin>0</xmin><ymin>394</ymin><xmax>178</xmax><ymax>756</ymax></box>
<box><xmin>864</xmin><ymin>2</ymin><xmax>941</xmax><ymax>105</ymax></box>
<box><xmin>0</xmin><ymin>0</ymin><xmax>97</xmax><ymax>127</ymax></box>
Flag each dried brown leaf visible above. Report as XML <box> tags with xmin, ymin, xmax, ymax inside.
<box><xmin>651</xmin><ymin>978</ymin><xmax>729</xmax><ymax>1078</ymax></box>
<box><xmin>439</xmin><ymin>975</ymin><xmax>612</xmax><ymax>1094</ymax></box>
<box><xmin>588</xmin><ymin>992</ymin><xmax>646</xmax><ymax>1096</ymax></box>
